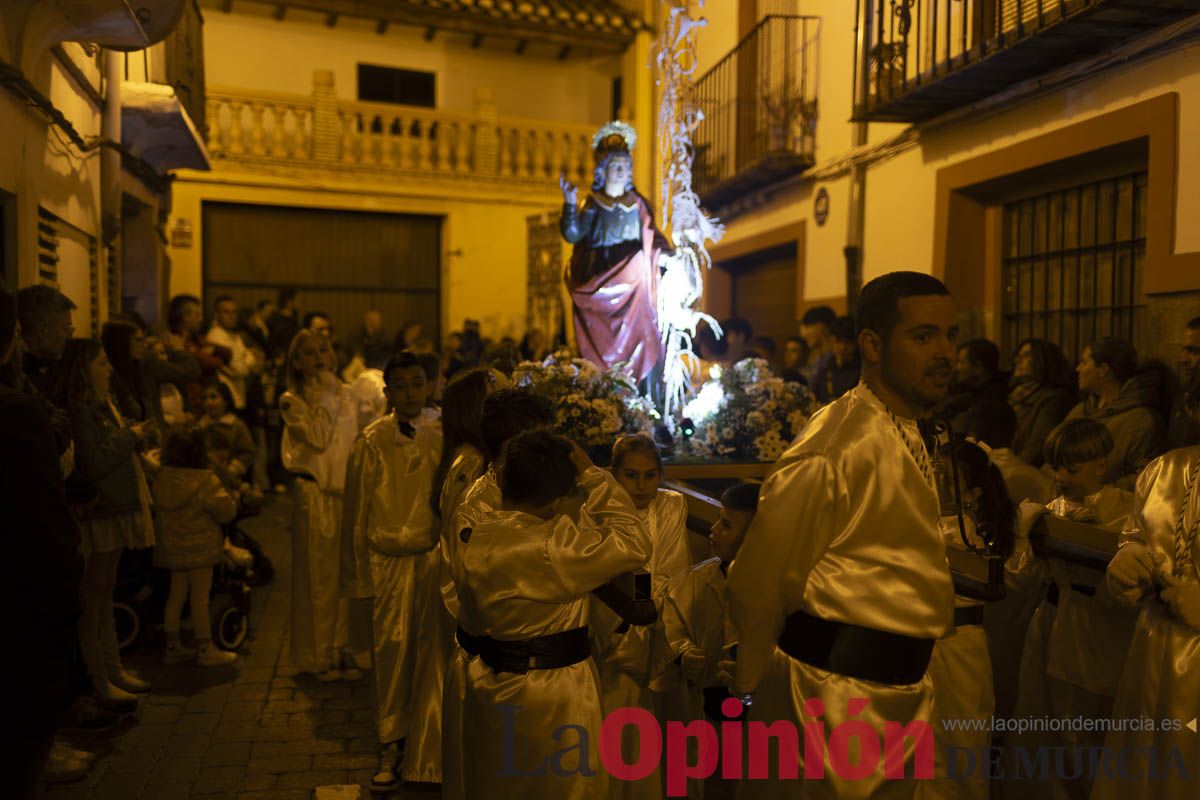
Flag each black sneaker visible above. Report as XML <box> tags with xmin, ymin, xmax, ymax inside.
<box><xmin>369</xmin><ymin>740</ymin><xmax>405</xmax><ymax>794</ymax></box>
<box><xmin>57</xmin><ymin>696</ymin><xmax>122</xmax><ymax>733</ymax></box>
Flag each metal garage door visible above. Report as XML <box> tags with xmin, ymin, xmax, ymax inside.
<box><xmin>202</xmin><ymin>202</ymin><xmax>441</xmax><ymax>347</ymax></box>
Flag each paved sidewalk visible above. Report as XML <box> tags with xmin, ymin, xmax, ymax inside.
<box><xmin>41</xmin><ymin>498</ymin><xmax>439</xmax><ymax>800</ymax></box>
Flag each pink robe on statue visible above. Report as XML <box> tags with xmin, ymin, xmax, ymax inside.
<box><xmin>564</xmin><ymin>193</ymin><xmax>665</xmax><ymax>381</ymax></box>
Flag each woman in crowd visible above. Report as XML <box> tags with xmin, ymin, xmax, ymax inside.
<box><xmin>1008</xmin><ymin>338</ymin><xmax>1076</xmax><ymax>466</ymax></box>
<box><xmin>280</xmin><ymin>328</ymin><xmax>362</xmax><ymax>680</ymax></box>
<box><xmin>598</xmin><ymin>432</ymin><xmax>691</xmax><ymax>800</ymax></box>
<box><xmin>101</xmin><ymin>320</ymin><xmax>147</xmax><ymax>422</ymax></box>
<box><xmin>1068</xmin><ymin>337</ymin><xmax>1165</xmax><ymax>488</ymax></box>
<box><xmin>54</xmin><ymin>338</ymin><xmax>155</xmax><ymax>706</ymax></box>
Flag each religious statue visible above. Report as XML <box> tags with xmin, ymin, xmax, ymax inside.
<box><xmin>560</xmin><ymin>121</ymin><xmax>671</xmax><ymax>385</ymax></box>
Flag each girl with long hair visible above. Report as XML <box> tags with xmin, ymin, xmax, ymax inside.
<box><xmin>1008</xmin><ymin>338</ymin><xmax>1076</xmax><ymax>466</ymax></box>
<box><xmin>101</xmin><ymin>319</ymin><xmax>147</xmax><ymax>422</ymax></box>
<box><xmin>599</xmin><ymin>432</ymin><xmax>692</xmax><ymax>800</ymax></box>
<box><xmin>54</xmin><ymin>338</ymin><xmax>155</xmax><ymax>706</ymax></box>
<box><xmin>280</xmin><ymin>329</ymin><xmax>361</xmax><ymax>680</ymax></box>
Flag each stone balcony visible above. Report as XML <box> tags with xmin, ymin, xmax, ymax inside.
<box><xmin>204</xmin><ymin>70</ymin><xmax>595</xmax><ymax>195</ymax></box>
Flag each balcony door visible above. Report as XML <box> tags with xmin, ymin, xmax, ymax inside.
<box><xmin>202</xmin><ymin>202</ymin><xmax>441</xmax><ymax>346</ymax></box>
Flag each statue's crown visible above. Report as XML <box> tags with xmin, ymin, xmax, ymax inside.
<box><xmin>592</xmin><ymin>121</ymin><xmax>637</xmax><ymax>159</ymax></box>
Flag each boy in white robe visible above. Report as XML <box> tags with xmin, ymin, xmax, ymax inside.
<box><xmin>341</xmin><ymin>353</ymin><xmax>448</xmax><ymax>793</ymax></box>
<box><xmin>1006</xmin><ymin>418</ymin><xmax>1136</xmax><ymax>800</ymax></box>
<box><xmin>456</xmin><ymin>430</ymin><xmax>649</xmax><ymax>800</ymax></box>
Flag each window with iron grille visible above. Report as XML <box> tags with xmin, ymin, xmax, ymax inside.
<box><xmin>1001</xmin><ymin>171</ymin><xmax>1147</xmax><ymax>365</ymax></box>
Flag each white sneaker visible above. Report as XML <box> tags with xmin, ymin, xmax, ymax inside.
<box><xmin>197</xmin><ymin>643</ymin><xmax>238</xmax><ymax>667</ymax></box>
<box><xmin>99</xmin><ymin>682</ymin><xmax>140</xmax><ymax>705</ymax></box>
<box><xmin>111</xmin><ymin>669</ymin><xmax>151</xmax><ymax>693</ymax></box>
<box><xmin>316</xmin><ymin>667</ymin><xmax>344</xmax><ymax>683</ymax></box>
<box><xmin>51</xmin><ymin>739</ymin><xmax>96</xmax><ymax>765</ymax></box>
<box><xmin>43</xmin><ymin>749</ymin><xmax>90</xmax><ymax>783</ymax></box>
<box><xmin>164</xmin><ymin>642</ymin><xmax>197</xmax><ymax>664</ymax></box>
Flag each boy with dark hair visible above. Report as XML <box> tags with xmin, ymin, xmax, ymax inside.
<box><xmin>813</xmin><ymin>315</ymin><xmax>860</xmax><ymax>403</ymax></box>
<box><xmin>454</xmin><ymin>430</ymin><xmax>648</xmax><ymax>799</ymax></box>
<box><xmin>1007</xmin><ymin>417</ymin><xmax>1138</xmax><ymax>799</ymax></box>
<box><xmin>341</xmin><ymin>352</ymin><xmax>447</xmax><ymax>792</ymax></box>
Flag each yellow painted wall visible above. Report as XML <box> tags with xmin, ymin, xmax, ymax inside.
<box><xmin>863</xmin><ymin>42</ymin><xmax>1200</xmax><ymax>282</ymax></box>
<box><xmin>203</xmin><ymin>10</ymin><xmax>619</xmax><ymax>125</ymax></box>
<box><xmin>0</xmin><ymin>48</ymin><xmax>102</xmax><ymax>311</ymax></box>
<box><xmin>706</xmin><ymin>13</ymin><xmax>1200</xmax><ymax>322</ymax></box>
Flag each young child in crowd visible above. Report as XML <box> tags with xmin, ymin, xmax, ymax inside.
<box><xmin>340</xmin><ymin>353</ymin><xmax>447</xmax><ymax>793</ymax></box>
<box><xmin>928</xmin><ymin>440</ymin><xmax>1015</xmax><ymax>800</ymax></box>
<box><xmin>1007</xmin><ymin>418</ymin><xmax>1138</xmax><ymax>800</ymax></box>
<box><xmin>198</xmin><ymin>382</ymin><xmax>256</xmax><ymax>487</ymax></box>
<box><xmin>153</xmin><ymin>425</ymin><xmax>238</xmax><ymax>666</ymax></box>
<box><xmin>663</xmin><ymin>482</ymin><xmax>758</xmax><ymax>707</ymax></box>
<box><xmin>454</xmin><ymin>430</ymin><xmax>649</xmax><ymax>800</ymax></box>
<box><xmin>660</xmin><ymin>482</ymin><xmax>756</xmax><ymax>799</ymax></box>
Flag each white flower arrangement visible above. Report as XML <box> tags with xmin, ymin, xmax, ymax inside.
<box><xmin>512</xmin><ymin>350</ymin><xmax>656</xmax><ymax>453</ymax></box>
<box><xmin>680</xmin><ymin>358</ymin><xmax>815</xmax><ymax>462</ymax></box>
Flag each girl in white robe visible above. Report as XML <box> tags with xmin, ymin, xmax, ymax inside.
<box><xmin>280</xmin><ymin>330</ymin><xmax>360</xmax><ymax>679</ymax></box>
<box><xmin>598</xmin><ymin>433</ymin><xmax>691</xmax><ymax>800</ymax></box>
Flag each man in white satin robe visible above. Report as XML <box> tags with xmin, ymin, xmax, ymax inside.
<box><xmin>341</xmin><ymin>353</ymin><xmax>448</xmax><ymax>793</ymax></box>
<box><xmin>728</xmin><ymin>272</ymin><xmax>960</xmax><ymax>799</ymax></box>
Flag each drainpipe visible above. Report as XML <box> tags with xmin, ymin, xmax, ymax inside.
<box><xmin>101</xmin><ymin>49</ymin><xmax>122</xmax><ymax>247</ymax></box>
<box><xmin>844</xmin><ymin>0</ymin><xmax>872</xmax><ymax>310</ymax></box>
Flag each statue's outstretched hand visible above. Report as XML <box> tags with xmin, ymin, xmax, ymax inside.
<box><xmin>559</xmin><ymin>173</ymin><xmax>578</xmax><ymax>207</ymax></box>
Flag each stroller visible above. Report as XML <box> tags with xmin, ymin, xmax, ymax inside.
<box><xmin>113</xmin><ymin>506</ymin><xmax>270</xmax><ymax>653</ymax></box>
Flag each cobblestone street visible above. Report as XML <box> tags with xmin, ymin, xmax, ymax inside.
<box><xmin>40</xmin><ymin>498</ymin><xmax>439</xmax><ymax>800</ymax></box>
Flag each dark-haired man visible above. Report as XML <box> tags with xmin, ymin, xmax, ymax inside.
<box><xmin>168</xmin><ymin>293</ymin><xmax>230</xmax><ymax>416</ymax></box>
<box><xmin>798</xmin><ymin>304</ymin><xmax>837</xmax><ymax>385</ymax></box>
<box><xmin>206</xmin><ymin>295</ymin><xmax>257</xmax><ymax>415</ymax></box>
<box><xmin>721</xmin><ymin>317</ymin><xmax>754</xmax><ymax>365</ymax></box>
<box><xmin>813</xmin><ymin>315</ymin><xmax>860</xmax><ymax>403</ymax></box>
<box><xmin>17</xmin><ymin>285</ymin><xmax>77</xmax><ymax>473</ymax></box>
<box><xmin>938</xmin><ymin>337</ymin><xmax>1008</xmax><ymax>434</ymax></box>
<box><xmin>729</xmin><ymin>271</ymin><xmax>959</xmax><ymax>797</ymax></box>
<box><xmin>341</xmin><ymin>352</ymin><xmax>447</xmax><ymax>794</ymax></box>
<box><xmin>1167</xmin><ymin>316</ymin><xmax>1200</xmax><ymax>450</ymax></box>
<box><xmin>266</xmin><ymin>288</ymin><xmax>300</xmax><ymax>359</ymax></box>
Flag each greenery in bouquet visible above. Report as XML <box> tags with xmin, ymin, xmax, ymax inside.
<box><xmin>681</xmin><ymin>358</ymin><xmax>814</xmax><ymax>462</ymax></box>
<box><xmin>511</xmin><ymin>351</ymin><xmax>657</xmax><ymax>452</ymax></box>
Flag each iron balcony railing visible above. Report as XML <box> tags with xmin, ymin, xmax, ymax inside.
<box><xmin>852</xmin><ymin>0</ymin><xmax>1200</xmax><ymax>121</ymax></box>
<box><xmin>694</xmin><ymin>15</ymin><xmax>819</xmax><ymax>206</ymax></box>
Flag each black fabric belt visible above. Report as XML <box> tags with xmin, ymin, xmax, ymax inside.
<box><xmin>953</xmin><ymin>606</ymin><xmax>985</xmax><ymax>627</ymax></box>
<box><xmin>614</xmin><ymin>572</ymin><xmax>656</xmax><ymax>635</ymax></box>
<box><xmin>777</xmin><ymin>610</ymin><xmax>934</xmax><ymax>686</ymax></box>
<box><xmin>1046</xmin><ymin>583</ymin><xmax>1097</xmax><ymax>606</ymax></box>
<box><xmin>456</xmin><ymin>626</ymin><xmax>483</xmax><ymax>658</ymax></box>
<box><xmin>468</xmin><ymin>626</ymin><xmax>591</xmax><ymax>675</ymax></box>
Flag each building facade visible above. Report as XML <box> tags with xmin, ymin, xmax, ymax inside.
<box><xmin>694</xmin><ymin>0</ymin><xmax>1200</xmax><ymax>369</ymax></box>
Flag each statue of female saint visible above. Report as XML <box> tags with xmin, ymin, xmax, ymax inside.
<box><xmin>560</xmin><ymin>122</ymin><xmax>671</xmax><ymax>385</ymax></box>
